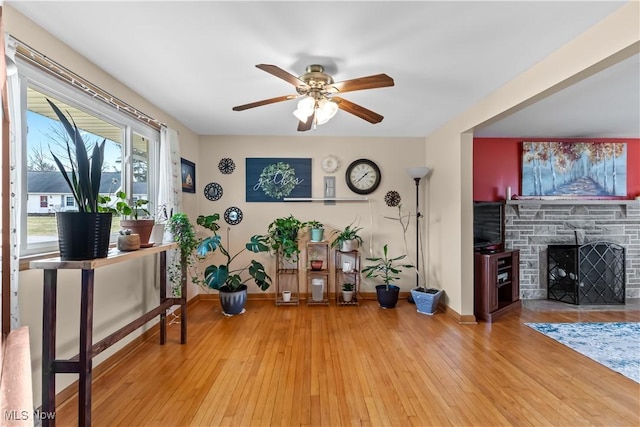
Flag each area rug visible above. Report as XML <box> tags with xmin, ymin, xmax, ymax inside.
<box><xmin>525</xmin><ymin>322</ymin><xmax>640</xmax><ymax>383</ymax></box>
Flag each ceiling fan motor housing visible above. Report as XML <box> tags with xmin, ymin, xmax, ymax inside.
<box><xmin>297</xmin><ymin>64</ymin><xmax>334</xmax><ymax>96</ymax></box>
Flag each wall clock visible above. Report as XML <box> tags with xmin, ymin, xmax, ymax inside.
<box><xmin>224</xmin><ymin>207</ymin><xmax>243</xmax><ymax>225</ymax></box>
<box><xmin>345</xmin><ymin>159</ymin><xmax>381</xmax><ymax>195</ymax></box>
<box><xmin>321</xmin><ymin>155</ymin><xmax>340</xmax><ymax>173</ymax></box>
<box><xmin>204</xmin><ymin>182</ymin><xmax>223</xmax><ymax>201</ymax></box>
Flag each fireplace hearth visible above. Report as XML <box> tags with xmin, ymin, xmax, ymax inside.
<box><xmin>547</xmin><ymin>242</ymin><xmax>625</xmax><ymax>305</ymax></box>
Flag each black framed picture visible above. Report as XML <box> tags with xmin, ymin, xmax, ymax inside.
<box><xmin>181</xmin><ymin>158</ymin><xmax>196</xmax><ymax>193</ymax></box>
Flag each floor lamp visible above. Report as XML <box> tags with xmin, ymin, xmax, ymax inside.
<box><xmin>406</xmin><ymin>167</ymin><xmax>431</xmax><ymax>300</ymax></box>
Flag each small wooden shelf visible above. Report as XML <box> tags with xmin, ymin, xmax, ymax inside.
<box><xmin>307</xmin><ymin>242</ymin><xmax>330</xmax><ymax>305</ymax></box>
<box><xmin>474</xmin><ymin>249</ymin><xmax>520</xmax><ymax>322</ymax></box>
<box><xmin>275</xmin><ymin>253</ymin><xmax>300</xmax><ymax>306</ymax></box>
<box><xmin>335</xmin><ymin>250</ymin><xmax>360</xmax><ymax>306</ymax></box>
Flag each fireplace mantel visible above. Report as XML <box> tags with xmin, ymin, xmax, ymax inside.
<box><xmin>507</xmin><ymin>199</ymin><xmax>639</xmax><ymax>206</ymax></box>
<box><xmin>506</xmin><ymin>199</ymin><xmax>639</xmax><ymax>218</ymax></box>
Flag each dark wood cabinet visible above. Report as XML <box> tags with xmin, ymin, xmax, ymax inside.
<box><xmin>474</xmin><ymin>249</ymin><xmax>521</xmax><ymax>322</ymax></box>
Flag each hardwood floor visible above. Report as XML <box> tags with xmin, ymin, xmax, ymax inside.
<box><xmin>54</xmin><ymin>299</ymin><xmax>640</xmax><ymax>426</ymax></box>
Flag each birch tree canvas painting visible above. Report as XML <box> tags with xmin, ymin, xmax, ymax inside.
<box><xmin>522</xmin><ymin>142</ymin><xmax>627</xmax><ymax>198</ymax></box>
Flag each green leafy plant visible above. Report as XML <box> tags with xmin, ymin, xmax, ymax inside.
<box><xmin>166</xmin><ymin>213</ymin><xmax>200</xmax><ymax>297</ymax></box>
<box><xmin>47</xmin><ymin>99</ymin><xmax>106</xmax><ymax>213</ymax></box>
<box><xmin>342</xmin><ymin>283</ymin><xmax>354</xmax><ymax>292</ymax></box>
<box><xmin>306</xmin><ymin>220</ymin><xmax>323</xmax><ymax>229</ymax></box>
<box><xmin>267</xmin><ymin>214</ymin><xmax>304</xmax><ymax>263</ymax></box>
<box><xmin>330</xmin><ymin>222</ymin><xmax>364</xmax><ymax>249</ymax></box>
<box><xmin>197</xmin><ymin>214</ymin><xmax>271</xmax><ymax>291</ymax></box>
<box><xmin>361</xmin><ymin>244</ymin><xmax>413</xmax><ymax>290</ymax></box>
<box><xmin>98</xmin><ymin>191</ymin><xmax>151</xmax><ymax>219</ymax></box>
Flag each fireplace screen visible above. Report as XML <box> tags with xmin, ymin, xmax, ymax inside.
<box><xmin>547</xmin><ymin>242</ymin><xmax>625</xmax><ymax>305</ymax></box>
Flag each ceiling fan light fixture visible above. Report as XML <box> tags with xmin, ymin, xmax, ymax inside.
<box><xmin>293</xmin><ymin>96</ymin><xmax>315</xmax><ymax>121</ymax></box>
<box><xmin>315</xmin><ymin>98</ymin><xmax>338</xmax><ymax>125</ymax></box>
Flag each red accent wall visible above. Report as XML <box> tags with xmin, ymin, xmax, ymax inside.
<box><xmin>473</xmin><ymin>138</ymin><xmax>640</xmax><ymax>201</ymax></box>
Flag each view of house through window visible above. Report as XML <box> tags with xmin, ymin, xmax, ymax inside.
<box><xmin>132</xmin><ymin>132</ymin><xmax>150</xmax><ymax>210</ymax></box>
<box><xmin>25</xmin><ymin>86</ymin><xmax>124</xmax><ymax>249</ymax></box>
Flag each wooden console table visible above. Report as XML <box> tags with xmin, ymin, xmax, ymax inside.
<box><xmin>30</xmin><ymin>243</ymin><xmax>185</xmax><ymax>427</ymax></box>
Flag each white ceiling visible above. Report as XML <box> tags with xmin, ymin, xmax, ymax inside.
<box><xmin>9</xmin><ymin>1</ymin><xmax>639</xmax><ymax>139</ymax></box>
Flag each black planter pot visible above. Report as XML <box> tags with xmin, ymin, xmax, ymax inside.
<box><xmin>56</xmin><ymin>211</ymin><xmax>113</xmax><ymax>260</ymax></box>
<box><xmin>375</xmin><ymin>284</ymin><xmax>400</xmax><ymax>309</ymax></box>
<box><xmin>219</xmin><ymin>284</ymin><xmax>248</xmax><ymax>315</ymax></box>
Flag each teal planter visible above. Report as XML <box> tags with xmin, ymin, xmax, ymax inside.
<box><xmin>310</xmin><ymin>228</ymin><xmax>325</xmax><ymax>242</ymax></box>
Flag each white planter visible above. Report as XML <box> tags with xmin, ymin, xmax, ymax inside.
<box><xmin>340</xmin><ymin>239</ymin><xmax>359</xmax><ymax>252</ymax></box>
<box><xmin>282</xmin><ymin>291</ymin><xmax>292</xmax><ymax>302</ymax></box>
<box><xmin>342</xmin><ymin>290</ymin><xmax>354</xmax><ymax>302</ymax></box>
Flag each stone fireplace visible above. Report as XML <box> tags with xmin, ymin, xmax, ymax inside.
<box><xmin>504</xmin><ymin>201</ymin><xmax>640</xmax><ymax>300</ymax></box>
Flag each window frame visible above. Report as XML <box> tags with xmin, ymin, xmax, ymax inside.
<box><xmin>17</xmin><ymin>60</ymin><xmax>160</xmax><ymax>257</ymax></box>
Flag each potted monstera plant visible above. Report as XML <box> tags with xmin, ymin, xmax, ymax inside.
<box><xmin>361</xmin><ymin>244</ymin><xmax>413</xmax><ymax>309</ymax></box>
<box><xmin>197</xmin><ymin>214</ymin><xmax>271</xmax><ymax>315</ymax></box>
<box><xmin>48</xmin><ymin>99</ymin><xmax>112</xmax><ymax>260</ymax></box>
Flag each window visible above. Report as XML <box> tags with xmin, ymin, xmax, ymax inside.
<box><xmin>17</xmin><ymin>61</ymin><xmax>159</xmax><ymax>256</ymax></box>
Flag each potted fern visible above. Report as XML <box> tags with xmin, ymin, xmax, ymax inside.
<box><xmin>47</xmin><ymin>99</ymin><xmax>112</xmax><ymax>260</ymax></box>
<box><xmin>361</xmin><ymin>244</ymin><xmax>413</xmax><ymax>309</ymax></box>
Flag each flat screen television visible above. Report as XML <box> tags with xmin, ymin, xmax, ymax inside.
<box><xmin>473</xmin><ymin>201</ymin><xmax>505</xmax><ymax>250</ymax></box>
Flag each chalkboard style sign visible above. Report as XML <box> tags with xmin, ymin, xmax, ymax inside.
<box><xmin>246</xmin><ymin>158</ymin><xmax>311</xmax><ymax>202</ymax></box>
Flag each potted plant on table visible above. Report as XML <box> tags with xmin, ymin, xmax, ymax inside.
<box><xmin>361</xmin><ymin>244</ymin><xmax>413</xmax><ymax>309</ymax></box>
<box><xmin>99</xmin><ymin>191</ymin><xmax>155</xmax><ymax>246</ymax></box>
<box><xmin>197</xmin><ymin>213</ymin><xmax>272</xmax><ymax>315</ymax></box>
<box><xmin>331</xmin><ymin>223</ymin><xmax>363</xmax><ymax>252</ymax></box>
<box><xmin>306</xmin><ymin>220</ymin><xmax>325</xmax><ymax>242</ymax></box>
<box><xmin>267</xmin><ymin>214</ymin><xmax>304</xmax><ymax>265</ymax></box>
<box><xmin>309</xmin><ymin>249</ymin><xmax>324</xmax><ymax>271</ymax></box>
<box><xmin>341</xmin><ymin>283</ymin><xmax>355</xmax><ymax>303</ymax></box>
<box><xmin>47</xmin><ymin>99</ymin><xmax>112</xmax><ymax>260</ymax></box>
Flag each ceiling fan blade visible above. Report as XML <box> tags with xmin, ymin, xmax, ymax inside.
<box><xmin>326</xmin><ymin>74</ymin><xmax>394</xmax><ymax>93</ymax></box>
<box><xmin>333</xmin><ymin>97</ymin><xmax>384</xmax><ymax>124</ymax></box>
<box><xmin>256</xmin><ymin>64</ymin><xmax>307</xmax><ymax>88</ymax></box>
<box><xmin>297</xmin><ymin>111</ymin><xmax>315</xmax><ymax>132</ymax></box>
<box><xmin>232</xmin><ymin>95</ymin><xmax>297</xmax><ymax>111</ymax></box>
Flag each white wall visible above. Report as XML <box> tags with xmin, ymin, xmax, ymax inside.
<box><xmin>425</xmin><ymin>2</ymin><xmax>639</xmax><ymax>319</ymax></box>
<box><xmin>6</xmin><ymin>5</ymin><xmax>201</xmax><ymax>407</ymax></box>
<box><xmin>195</xmin><ymin>135</ymin><xmax>426</xmax><ymax>296</ymax></box>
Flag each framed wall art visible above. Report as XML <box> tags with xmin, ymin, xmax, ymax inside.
<box><xmin>181</xmin><ymin>158</ymin><xmax>196</xmax><ymax>193</ymax></box>
<box><xmin>246</xmin><ymin>158</ymin><xmax>312</xmax><ymax>202</ymax></box>
<box><xmin>521</xmin><ymin>141</ymin><xmax>627</xmax><ymax>198</ymax></box>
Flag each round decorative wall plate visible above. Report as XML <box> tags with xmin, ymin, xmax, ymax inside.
<box><xmin>224</xmin><ymin>206</ymin><xmax>243</xmax><ymax>225</ymax></box>
<box><xmin>204</xmin><ymin>182</ymin><xmax>223</xmax><ymax>201</ymax></box>
<box><xmin>385</xmin><ymin>191</ymin><xmax>401</xmax><ymax>207</ymax></box>
<box><xmin>218</xmin><ymin>158</ymin><xmax>236</xmax><ymax>174</ymax></box>
<box><xmin>321</xmin><ymin>155</ymin><xmax>340</xmax><ymax>173</ymax></box>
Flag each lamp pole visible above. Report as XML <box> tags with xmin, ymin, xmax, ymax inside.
<box><xmin>413</xmin><ymin>177</ymin><xmax>421</xmax><ymax>288</ymax></box>
<box><xmin>406</xmin><ymin>166</ymin><xmax>431</xmax><ymax>295</ymax></box>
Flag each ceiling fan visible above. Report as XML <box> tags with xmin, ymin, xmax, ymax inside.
<box><xmin>232</xmin><ymin>64</ymin><xmax>394</xmax><ymax>131</ymax></box>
